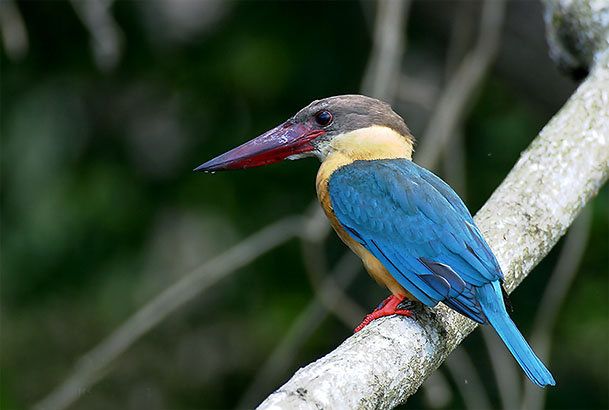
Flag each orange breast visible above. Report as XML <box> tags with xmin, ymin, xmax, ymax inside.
<box><xmin>315</xmin><ymin>166</ymin><xmax>411</xmax><ymax>299</ymax></box>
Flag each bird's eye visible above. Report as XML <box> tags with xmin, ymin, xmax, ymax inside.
<box><xmin>314</xmin><ymin>110</ymin><xmax>333</xmax><ymax>126</ymax></box>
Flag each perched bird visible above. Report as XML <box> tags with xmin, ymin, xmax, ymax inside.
<box><xmin>195</xmin><ymin>95</ymin><xmax>555</xmax><ymax>387</ymax></box>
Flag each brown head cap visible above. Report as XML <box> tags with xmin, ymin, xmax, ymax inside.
<box><xmin>293</xmin><ymin>95</ymin><xmax>412</xmax><ymax>141</ymax></box>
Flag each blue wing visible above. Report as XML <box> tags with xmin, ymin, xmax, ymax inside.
<box><xmin>328</xmin><ymin>159</ymin><xmax>504</xmax><ymax>324</ymax></box>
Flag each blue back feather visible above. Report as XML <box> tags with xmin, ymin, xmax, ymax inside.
<box><xmin>329</xmin><ymin>159</ymin><xmax>500</xmax><ymax>322</ymax></box>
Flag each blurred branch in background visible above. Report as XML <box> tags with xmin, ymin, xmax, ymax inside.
<box><xmin>34</xmin><ymin>216</ymin><xmax>306</xmax><ymax>410</ymax></box>
<box><xmin>481</xmin><ymin>326</ymin><xmax>521</xmax><ymax>410</ymax></box>
<box><xmin>70</xmin><ymin>0</ymin><xmax>123</xmax><ymax>72</ymax></box>
<box><xmin>361</xmin><ymin>0</ymin><xmax>411</xmax><ymax>104</ymax></box>
<box><xmin>524</xmin><ymin>207</ymin><xmax>593</xmax><ymax>410</ymax></box>
<box><xmin>421</xmin><ymin>370</ymin><xmax>453</xmax><ymax>409</ymax></box>
<box><xmin>397</xmin><ymin>74</ymin><xmax>439</xmax><ymax>111</ymax></box>
<box><xmin>543</xmin><ymin>0</ymin><xmax>609</xmax><ymax>77</ymax></box>
<box><xmin>445</xmin><ymin>347</ymin><xmax>492</xmax><ymax>410</ymax></box>
<box><xmin>300</xmin><ymin>230</ymin><xmax>365</xmax><ymax>327</ymax></box>
<box><xmin>0</xmin><ymin>0</ymin><xmax>28</xmax><ymax>61</ymax></box>
<box><xmin>438</xmin><ymin>1</ymin><xmax>477</xmax><ymax>196</ymax></box>
<box><xmin>442</xmin><ymin>130</ymin><xmax>468</xmax><ymax>197</ymax></box>
<box><xmin>415</xmin><ymin>0</ymin><xmax>506</xmax><ymax>169</ymax></box>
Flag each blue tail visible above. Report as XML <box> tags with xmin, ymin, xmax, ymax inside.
<box><xmin>477</xmin><ymin>282</ymin><xmax>556</xmax><ymax>387</ymax></box>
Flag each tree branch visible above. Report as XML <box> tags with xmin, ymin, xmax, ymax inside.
<box><xmin>257</xmin><ymin>53</ymin><xmax>609</xmax><ymax>409</ymax></box>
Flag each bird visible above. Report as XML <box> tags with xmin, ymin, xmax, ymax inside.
<box><xmin>195</xmin><ymin>94</ymin><xmax>556</xmax><ymax>387</ymax></box>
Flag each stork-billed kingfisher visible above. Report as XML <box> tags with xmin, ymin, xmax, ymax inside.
<box><xmin>195</xmin><ymin>95</ymin><xmax>555</xmax><ymax>387</ymax></box>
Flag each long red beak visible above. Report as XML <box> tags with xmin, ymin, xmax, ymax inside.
<box><xmin>194</xmin><ymin>121</ymin><xmax>324</xmax><ymax>172</ymax></box>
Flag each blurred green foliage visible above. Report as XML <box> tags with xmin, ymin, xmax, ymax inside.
<box><xmin>1</xmin><ymin>1</ymin><xmax>607</xmax><ymax>409</ymax></box>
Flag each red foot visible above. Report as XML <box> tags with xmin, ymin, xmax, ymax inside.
<box><xmin>354</xmin><ymin>295</ymin><xmax>412</xmax><ymax>333</ymax></box>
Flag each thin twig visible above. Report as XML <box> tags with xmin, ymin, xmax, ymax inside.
<box><xmin>33</xmin><ymin>216</ymin><xmax>305</xmax><ymax>410</ymax></box>
<box><xmin>415</xmin><ymin>0</ymin><xmax>506</xmax><ymax>170</ymax></box>
<box><xmin>522</xmin><ymin>207</ymin><xmax>593</xmax><ymax>410</ymax></box>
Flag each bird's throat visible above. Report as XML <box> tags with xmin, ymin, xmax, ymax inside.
<box><xmin>316</xmin><ymin>126</ymin><xmax>414</xmax><ymax>185</ymax></box>
<box><xmin>318</xmin><ymin>125</ymin><xmax>413</xmax><ymax>163</ymax></box>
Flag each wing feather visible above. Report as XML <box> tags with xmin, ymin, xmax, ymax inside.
<box><xmin>329</xmin><ymin>159</ymin><xmax>502</xmax><ymax>324</ymax></box>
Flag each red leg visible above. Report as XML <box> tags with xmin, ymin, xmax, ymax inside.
<box><xmin>354</xmin><ymin>295</ymin><xmax>413</xmax><ymax>333</ymax></box>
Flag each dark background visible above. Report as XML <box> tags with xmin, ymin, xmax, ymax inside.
<box><xmin>1</xmin><ymin>1</ymin><xmax>607</xmax><ymax>409</ymax></box>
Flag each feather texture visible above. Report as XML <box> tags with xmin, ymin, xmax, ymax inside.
<box><xmin>328</xmin><ymin>159</ymin><xmax>501</xmax><ymax>322</ymax></box>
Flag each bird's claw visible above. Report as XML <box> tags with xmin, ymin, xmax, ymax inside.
<box><xmin>354</xmin><ymin>295</ymin><xmax>413</xmax><ymax>333</ymax></box>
